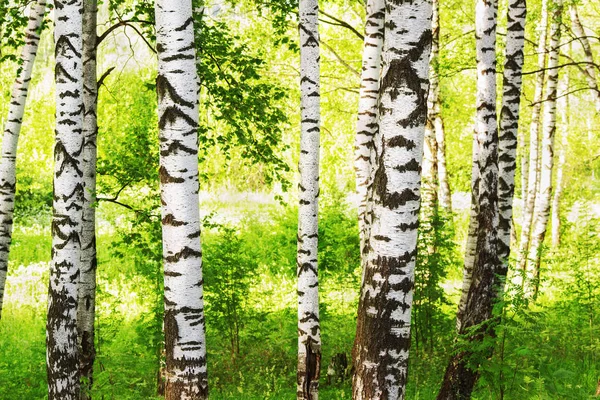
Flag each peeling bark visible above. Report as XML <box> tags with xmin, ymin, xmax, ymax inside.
<box><xmin>156</xmin><ymin>1</ymin><xmax>208</xmax><ymax>398</ymax></box>
<box><xmin>47</xmin><ymin>0</ymin><xmax>84</xmax><ymax>398</ymax></box>
<box><xmin>352</xmin><ymin>1</ymin><xmax>432</xmax><ymax>398</ymax></box>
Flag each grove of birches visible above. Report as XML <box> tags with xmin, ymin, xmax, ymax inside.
<box><xmin>0</xmin><ymin>0</ymin><xmax>598</xmax><ymax>398</ymax></box>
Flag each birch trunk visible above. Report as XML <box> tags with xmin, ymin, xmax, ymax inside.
<box><xmin>528</xmin><ymin>2</ymin><xmax>562</xmax><ymax>298</ymax></box>
<box><xmin>569</xmin><ymin>5</ymin><xmax>600</xmax><ymax>113</ymax></box>
<box><xmin>297</xmin><ymin>0</ymin><xmax>321</xmax><ymax>396</ymax></box>
<box><xmin>47</xmin><ymin>0</ymin><xmax>84</xmax><ymax>398</ymax></box>
<box><xmin>355</xmin><ymin>0</ymin><xmax>384</xmax><ymax>254</ymax></box>
<box><xmin>422</xmin><ymin>0</ymin><xmax>441</xmax><ymax>213</ymax></box>
<box><xmin>456</xmin><ymin>134</ymin><xmax>478</xmax><ymax>332</ymax></box>
<box><xmin>497</xmin><ymin>0</ymin><xmax>527</xmax><ymax>266</ymax></box>
<box><xmin>429</xmin><ymin>0</ymin><xmax>452</xmax><ymax>213</ymax></box>
<box><xmin>352</xmin><ymin>1</ymin><xmax>432</xmax><ymax>398</ymax></box>
<box><xmin>156</xmin><ymin>1</ymin><xmax>208</xmax><ymax>398</ymax></box>
<box><xmin>551</xmin><ymin>70</ymin><xmax>568</xmax><ymax>248</ymax></box>
<box><xmin>437</xmin><ymin>0</ymin><xmax>501</xmax><ymax>397</ymax></box>
<box><xmin>78</xmin><ymin>0</ymin><xmax>98</xmax><ymax>395</ymax></box>
<box><xmin>0</xmin><ymin>0</ymin><xmax>46</xmax><ymax>320</ymax></box>
<box><xmin>516</xmin><ymin>0</ymin><xmax>548</xmax><ymax>275</ymax></box>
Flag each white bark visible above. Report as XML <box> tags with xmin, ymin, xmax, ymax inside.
<box><xmin>528</xmin><ymin>1</ymin><xmax>562</xmax><ymax>297</ymax></box>
<box><xmin>552</xmin><ymin>69</ymin><xmax>568</xmax><ymax>248</ymax></box>
<box><xmin>47</xmin><ymin>0</ymin><xmax>84</xmax><ymax>398</ymax></box>
<box><xmin>355</xmin><ymin>0</ymin><xmax>384</xmax><ymax>255</ymax></box>
<box><xmin>456</xmin><ymin>132</ymin><xmax>478</xmax><ymax>332</ymax></box>
<box><xmin>498</xmin><ymin>0</ymin><xmax>526</xmax><ymax>266</ymax></box>
<box><xmin>78</xmin><ymin>0</ymin><xmax>97</xmax><ymax>394</ymax></box>
<box><xmin>155</xmin><ymin>1</ymin><xmax>208</xmax><ymax>398</ymax></box>
<box><xmin>429</xmin><ymin>0</ymin><xmax>452</xmax><ymax>213</ymax></box>
<box><xmin>516</xmin><ymin>0</ymin><xmax>548</xmax><ymax>274</ymax></box>
<box><xmin>297</xmin><ymin>0</ymin><xmax>321</xmax><ymax>397</ymax></box>
<box><xmin>0</xmin><ymin>0</ymin><xmax>46</xmax><ymax>319</ymax></box>
<box><xmin>352</xmin><ymin>1</ymin><xmax>432</xmax><ymax>398</ymax></box>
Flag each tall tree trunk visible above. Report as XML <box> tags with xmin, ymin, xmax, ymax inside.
<box><xmin>516</xmin><ymin>0</ymin><xmax>548</xmax><ymax>276</ymax></box>
<box><xmin>429</xmin><ymin>0</ymin><xmax>452</xmax><ymax>213</ymax></box>
<box><xmin>437</xmin><ymin>0</ymin><xmax>500</xmax><ymax>398</ymax></box>
<box><xmin>155</xmin><ymin>1</ymin><xmax>208</xmax><ymax>398</ymax></box>
<box><xmin>0</xmin><ymin>0</ymin><xmax>46</xmax><ymax>320</ymax></box>
<box><xmin>355</xmin><ymin>0</ymin><xmax>384</xmax><ymax>255</ymax></box>
<box><xmin>456</xmin><ymin>134</ymin><xmax>479</xmax><ymax>332</ymax></box>
<box><xmin>528</xmin><ymin>2</ymin><xmax>562</xmax><ymax>298</ymax></box>
<box><xmin>352</xmin><ymin>1</ymin><xmax>432</xmax><ymax>398</ymax></box>
<box><xmin>421</xmin><ymin>0</ymin><xmax>440</xmax><ymax>248</ymax></box>
<box><xmin>78</xmin><ymin>0</ymin><xmax>98</xmax><ymax>396</ymax></box>
<box><xmin>47</xmin><ymin>0</ymin><xmax>84</xmax><ymax>398</ymax></box>
<box><xmin>497</xmin><ymin>0</ymin><xmax>527</xmax><ymax>266</ymax></box>
<box><xmin>551</xmin><ymin>67</ymin><xmax>568</xmax><ymax>248</ymax></box>
<box><xmin>569</xmin><ymin>5</ymin><xmax>600</xmax><ymax>113</ymax></box>
<box><xmin>297</xmin><ymin>0</ymin><xmax>321</xmax><ymax>397</ymax></box>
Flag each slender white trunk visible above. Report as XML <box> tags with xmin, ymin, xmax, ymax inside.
<box><xmin>352</xmin><ymin>1</ymin><xmax>432</xmax><ymax>398</ymax></box>
<box><xmin>569</xmin><ymin>5</ymin><xmax>600</xmax><ymax>113</ymax></box>
<box><xmin>297</xmin><ymin>0</ymin><xmax>321</xmax><ymax>397</ymax></box>
<box><xmin>438</xmin><ymin>0</ymin><xmax>501</xmax><ymax>397</ymax></box>
<box><xmin>552</xmin><ymin>70</ymin><xmax>568</xmax><ymax>248</ymax></box>
<box><xmin>0</xmin><ymin>0</ymin><xmax>46</xmax><ymax>319</ymax></box>
<box><xmin>456</xmin><ymin>132</ymin><xmax>478</xmax><ymax>332</ymax></box>
<box><xmin>355</xmin><ymin>0</ymin><xmax>384</xmax><ymax>255</ymax></box>
<box><xmin>528</xmin><ymin>2</ymin><xmax>562</xmax><ymax>297</ymax></box>
<box><xmin>155</xmin><ymin>1</ymin><xmax>208</xmax><ymax>398</ymax></box>
<box><xmin>422</xmin><ymin>0</ymin><xmax>440</xmax><ymax>213</ymax></box>
<box><xmin>47</xmin><ymin>1</ymin><xmax>84</xmax><ymax>398</ymax></box>
<box><xmin>429</xmin><ymin>0</ymin><xmax>452</xmax><ymax>213</ymax></box>
<box><xmin>516</xmin><ymin>0</ymin><xmax>548</xmax><ymax>274</ymax></box>
<box><xmin>497</xmin><ymin>0</ymin><xmax>527</xmax><ymax>266</ymax></box>
<box><xmin>78</xmin><ymin>0</ymin><xmax>97</xmax><ymax>395</ymax></box>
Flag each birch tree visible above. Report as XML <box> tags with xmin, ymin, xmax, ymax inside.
<box><xmin>47</xmin><ymin>0</ymin><xmax>84</xmax><ymax>398</ymax></box>
<box><xmin>569</xmin><ymin>4</ymin><xmax>600</xmax><ymax>113</ymax></box>
<box><xmin>352</xmin><ymin>0</ymin><xmax>432</xmax><ymax>397</ymax></box>
<box><xmin>0</xmin><ymin>0</ymin><xmax>46</xmax><ymax>320</ymax></box>
<box><xmin>296</xmin><ymin>0</ymin><xmax>321</xmax><ymax>396</ymax></box>
<box><xmin>437</xmin><ymin>0</ymin><xmax>501</xmax><ymax>397</ymax></box>
<box><xmin>355</xmin><ymin>0</ymin><xmax>384</xmax><ymax>253</ymax></box>
<box><xmin>527</xmin><ymin>1</ymin><xmax>562</xmax><ymax>297</ymax></box>
<box><xmin>517</xmin><ymin>0</ymin><xmax>548</xmax><ymax>275</ymax></box>
<box><xmin>77</xmin><ymin>0</ymin><xmax>98</xmax><ymax>394</ymax></box>
<box><xmin>429</xmin><ymin>0</ymin><xmax>452</xmax><ymax>213</ymax></box>
<box><xmin>552</xmin><ymin>68</ymin><xmax>569</xmax><ymax>248</ymax></box>
<box><xmin>156</xmin><ymin>1</ymin><xmax>208</xmax><ymax>398</ymax></box>
<box><xmin>497</xmin><ymin>0</ymin><xmax>527</xmax><ymax>266</ymax></box>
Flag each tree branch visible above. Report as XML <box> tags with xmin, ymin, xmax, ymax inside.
<box><xmin>319</xmin><ymin>10</ymin><xmax>363</xmax><ymax>41</ymax></box>
<box><xmin>321</xmin><ymin>40</ymin><xmax>360</xmax><ymax>77</ymax></box>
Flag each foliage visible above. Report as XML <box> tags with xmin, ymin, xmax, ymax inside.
<box><xmin>204</xmin><ymin>225</ymin><xmax>259</xmax><ymax>357</ymax></box>
<box><xmin>413</xmin><ymin>207</ymin><xmax>458</xmax><ymax>354</ymax></box>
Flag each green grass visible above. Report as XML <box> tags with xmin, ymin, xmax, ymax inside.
<box><xmin>0</xmin><ymin>203</ymin><xmax>599</xmax><ymax>399</ymax></box>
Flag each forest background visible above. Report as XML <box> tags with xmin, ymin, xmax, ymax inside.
<box><xmin>0</xmin><ymin>0</ymin><xmax>598</xmax><ymax>398</ymax></box>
